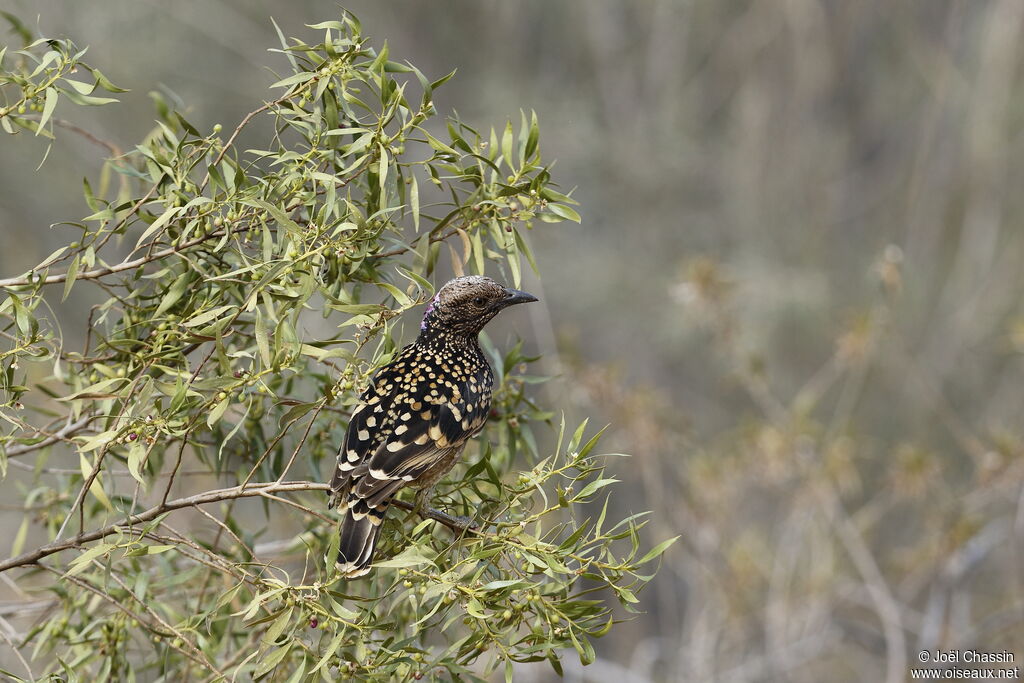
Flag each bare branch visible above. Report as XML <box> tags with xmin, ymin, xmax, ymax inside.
<box><xmin>0</xmin><ymin>226</ymin><xmax>248</xmax><ymax>288</ymax></box>
<box><xmin>1</xmin><ymin>415</ymin><xmax>94</xmax><ymax>458</ymax></box>
<box><xmin>0</xmin><ymin>480</ymin><xmax>330</xmax><ymax>573</ymax></box>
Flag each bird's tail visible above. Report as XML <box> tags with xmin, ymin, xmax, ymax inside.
<box><xmin>335</xmin><ymin>498</ymin><xmax>389</xmax><ymax>577</ymax></box>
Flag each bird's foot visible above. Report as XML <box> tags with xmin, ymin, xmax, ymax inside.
<box><xmin>425</xmin><ymin>507</ymin><xmax>478</xmax><ymax>532</ymax></box>
<box><xmin>396</xmin><ymin>488</ymin><xmax>478</xmax><ymax>532</ymax></box>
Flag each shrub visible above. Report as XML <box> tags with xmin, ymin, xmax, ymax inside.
<box><xmin>0</xmin><ymin>13</ymin><xmax>672</xmax><ymax>681</ymax></box>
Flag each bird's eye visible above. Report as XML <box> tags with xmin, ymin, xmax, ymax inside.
<box><xmin>473</xmin><ymin>296</ymin><xmax>486</xmax><ymax>306</ymax></box>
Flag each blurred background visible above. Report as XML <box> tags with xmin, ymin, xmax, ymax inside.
<box><xmin>4</xmin><ymin>1</ymin><xmax>1024</xmax><ymax>680</ymax></box>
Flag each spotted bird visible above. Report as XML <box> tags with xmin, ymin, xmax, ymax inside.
<box><xmin>328</xmin><ymin>276</ymin><xmax>537</xmax><ymax>577</ymax></box>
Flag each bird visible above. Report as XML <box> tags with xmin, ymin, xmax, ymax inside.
<box><xmin>328</xmin><ymin>275</ymin><xmax>538</xmax><ymax>577</ymax></box>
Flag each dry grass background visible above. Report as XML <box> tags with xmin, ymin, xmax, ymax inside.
<box><xmin>3</xmin><ymin>1</ymin><xmax>1024</xmax><ymax>680</ymax></box>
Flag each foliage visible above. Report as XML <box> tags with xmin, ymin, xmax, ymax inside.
<box><xmin>0</xmin><ymin>13</ymin><xmax>671</xmax><ymax>681</ymax></box>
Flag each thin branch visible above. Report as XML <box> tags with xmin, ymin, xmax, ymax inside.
<box><xmin>18</xmin><ymin>114</ymin><xmax>122</xmax><ymax>156</ymax></box>
<box><xmin>1</xmin><ymin>415</ymin><xmax>94</xmax><ymax>458</ymax></box>
<box><xmin>0</xmin><ymin>480</ymin><xmax>329</xmax><ymax>573</ymax></box>
<box><xmin>0</xmin><ymin>616</ymin><xmax>33</xmax><ymax>680</ymax></box>
<box><xmin>0</xmin><ymin>226</ymin><xmax>248</xmax><ymax>288</ymax></box>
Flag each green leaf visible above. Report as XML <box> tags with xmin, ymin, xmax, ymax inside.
<box><xmin>253</xmin><ymin>641</ymin><xmax>292</xmax><ymax>678</ymax></box>
<box><xmin>10</xmin><ymin>517</ymin><xmax>29</xmax><ymax>557</ymax></box>
<box><xmin>182</xmin><ymin>305</ymin><xmax>235</xmax><ymax>328</ymax></box>
<box><xmin>410</xmin><ymin>173</ymin><xmax>420</xmax><ymax>232</ymax></box>
<box><xmin>329</xmin><ymin>303</ymin><xmax>385</xmax><ymax>316</ymax></box>
<box><xmin>262</xmin><ymin>606</ymin><xmax>294</xmax><ymax>645</ymax></box>
<box><xmin>36</xmin><ymin>86</ymin><xmax>57</xmax><ymax>135</ymax></box>
<box><xmin>574</xmin><ymin>478</ymin><xmax>619</xmax><ymax>501</ymax></box>
<box><xmin>154</xmin><ymin>271</ymin><xmax>191</xmax><ymax>317</ymax></box>
<box><xmin>466</xmin><ymin>598</ymin><xmax>487</xmax><ymax>618</ymax></box>
<box><xmin>377</xmin><ymin>142</ymin><xmax>389</xmax><ymax>195</ymax></box>
<box><xmin>126</xmin><ymin>441</ymin><xmax>146</xmax><ymax>486</ymax></box>
<box><xmin>525</xmin><ymin>110</ymin><xmax>540</xmax><ymax>159</ymax></box>
<box><xmin>58</xmin><ymin>377</ymin><xmax>127</xmax><ymax>401</ymax></box>
<box><xmin>243</xmin><ymin>198</ymin><xmax>303</xmax><ymax>237</ymax></box>
<box><xmin>311</xmin><ymin>631</ymin><xmax>344</xmax><ymax>674</ymax></box>
<box><xmin>501</xmin><ymin>120</ymin><xmax>513</xmax><ymax>167</ymax></box>
<box><xmin>80</xmin><ymin>453</ymin><xmax>114</xmax><ymax>511</ymax></box>
<box><xmin>547</xmin><ymin>203</ymin><xmax>581</xmax><ymax>223</ymax></box>
<box><xmin>62</xmin><ymin>253</ymin><xmax>80</xmax><ymax>301</ymax></box>
<box><xmin>207</xmin><ymin>397</ymin><xmax>230</xmax><ymax>427</ymax></box>
<box><xmin>373</xmin><ymin>546</ymin><xmax>435</xmax><ymax>569</ymax></box>
<box><xmin>255</xmin><ymin>309</ymin><xmax>272</xmax><ymax>367</ymax></box>
<box><xmin>134</xmin><ymin>205</ymin><xmax>183</xmax><ymax>250</ymax></box>
<box><xmin>65</xmin><ymin>542</ymin><xmax>114</xmax><ymax>577</ymax></box>
<box><xmin>269</xmin><ymin>71</ymin><xmax>315</xmax><ymax>89</ymax></box>
<box><xmin>638</xmin><ymin>535</ymin><xmax>680</xmax><ymax>565</ymax></box>
<box><xmin>378</xmin><ymin>281</ymin><xmax>412</xmax><ymax>307</ymax></box>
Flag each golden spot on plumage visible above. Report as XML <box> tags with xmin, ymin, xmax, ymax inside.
<box><xmin>367</xmin><ymin>395</ymin><xmax>380</xmax><ymax>405</ymax></box>
<box><xmin>420</xmin><ymin>410</ymin><xmax>432</xmax><ymax>420</ymax></box>
<box><xmin>428</xmin><ymin>425</ymin><xmax>443</xmax><ymax>441</ymax></box>
<box><xmin>414</xmin><ymin>434</ymin><xmax>429</xmax><ymax>446</ymax></box>
<box><xmin>386</xmin><ymin>441</ymin><xmax>405</xmax><ymax>452</ymax></box>
<box><xmin>365</xmin><ymin>415</ymin><xmax>377</xmax><ymax>427</ymax></box>
<box><xmin>347</xmin><ymin>449</ymin><xmax>360</xmax><ymax>461</ymax></box>
<box><xmin>450</xmin><ymin>405</ymin><xmax>463</xmax><ymax>421</ymax></box>
<box><xmin>411</xmin><ymin>401</ymin><xmax>422</xmax><ymax>411</ymax></box>
<box><xmin>394</xmin><ymin>424</ymin><xmax>408</xmax><ymax>435</ymax></box>
<box><xmin>461</xmin><ymin>419</ymin><xmax>470</xmax><ymax>430</ymax></box>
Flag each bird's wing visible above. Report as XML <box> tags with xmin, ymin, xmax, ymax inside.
<box><xmin>351</xmin><ymin>379</ymin><xmax>492</xmax><ymax>503</ymax></box>
<box><xmin>329</xmin><ymin>362</ymin><xmax>402</xmax><ymax>498</ymax></box>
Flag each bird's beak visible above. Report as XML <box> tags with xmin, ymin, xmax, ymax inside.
<box><xmin>499</xmin><ymin>287</ymin><xmax>539</xmax><ymax>309</ymax></box>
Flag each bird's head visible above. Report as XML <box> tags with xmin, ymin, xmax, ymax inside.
<box><xmin>420</xmin><ymin>275</ymin><xmax>537</xmax><ymax>337</ymax></box>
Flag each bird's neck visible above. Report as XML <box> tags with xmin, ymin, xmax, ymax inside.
<box><xmin>419</xmin><ymin>296</ymin><xmax>485</xmax><ymax>343</ymax></box>
<box><xmin>415</xmin><ymin>323</ymin><xmax>479</xmax><ymax>350</ymax></box>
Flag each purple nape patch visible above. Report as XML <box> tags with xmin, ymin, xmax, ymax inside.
<box><xmin>421</xmin><ymin>293</ymin><xmax>440</xmax><ymax>330</ymax></box>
